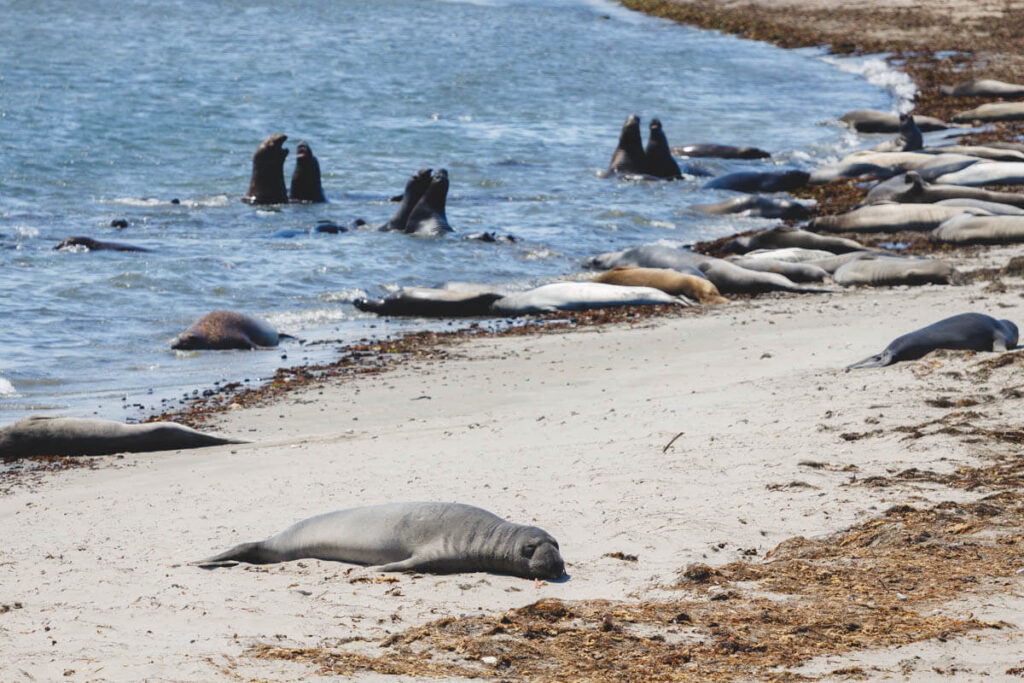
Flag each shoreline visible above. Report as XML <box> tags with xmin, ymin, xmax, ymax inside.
<box><xmin>5</xmin><ymin>1</ymin><xmax>1024</xmax><ymax>680</ymax></box>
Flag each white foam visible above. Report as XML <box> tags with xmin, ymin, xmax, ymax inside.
<box><xmin>823</xmin><ymin>54</ymin><xmax>916</xmax><ymax>113</ymax></box>
<box><xmin>0</xmin><ymin>378</ymin><xmax>18</xmax><ymax>397</ymax></box>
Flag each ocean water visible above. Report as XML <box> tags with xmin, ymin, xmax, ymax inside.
<box><xmin>0</xmin><ymin>0</ymin><xmax>898</xmax><ymax>426</ymax></box>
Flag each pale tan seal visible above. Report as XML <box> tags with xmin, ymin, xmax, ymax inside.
<box><xmin>592</xmin><ymin>266</ymin><xmax>728</xmax><ymax>305</ymax></box>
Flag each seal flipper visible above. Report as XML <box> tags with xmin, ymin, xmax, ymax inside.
<box><xmin>846</xmin><ymin>350</ymin><xmax>894</xmax><ymax>370</ymax></box>
<box><xmin>370</xmin><ymin>556</ymin><xmax>422</xmax><ymax>573</ymax></box>
<box><xmin>193</xmin><ymin>541</ymin><xmax>279</xmax><ymax>568</ymax></box>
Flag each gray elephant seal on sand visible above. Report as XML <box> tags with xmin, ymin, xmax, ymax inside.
<box><xmin>941</xmin><ymin>79</ymin><xmax>1024</xmax><ymax>98</ymax></box>
<box><xmin>0</xmin><ymin>416</ymin><xmax>244</xmax><ymax>457</ymax></box>
<box><xmin>172</xmin><ymin>311</ymin><xmax>285</xmax><ymax>350</ymax></box>
<box><xmin>354</xmin><ymin>287</ymin><xmax>503</xmax><ymax>317</ymax></box>
<box><xmin>833</xmin><ymin>255</ymin><xmax>955</xmax><ymax>287</ymax></box>
<box><xmin>196</xmin><ymin>502</ymin><xmax>565</xmax><ymax>580</ymax></box>
<box><xmin>244</xmin><ymin>133</ymin><xmax>289</xmax><ymax>205</ymax></box>
<box><xmin>723</xmin><ymin>225</ymin><xmax>865</xmax><ymax>255</ymax></box>
<box><xmin>693</xmin><ymin>195</ymin><xmax>810</xmax><ymax>220</ymax></box>
<box><xmin>931</xmin><ymin>214</ymin><xmax>1024</xmax><ymax>245</ymax></box>
<box><xmin>849</xmin><ymin>313</ymin><xmax>1018</xmax><ymax>369</ymax></box>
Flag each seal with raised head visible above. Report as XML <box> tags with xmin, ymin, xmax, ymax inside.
<box><xmin>244</xmin><ymin>133</ymin><xmax>289</xmax><ymax>205</ymax></box>
<box><xmin>382</xmin><ymin>168</ymin><xmax>433</xmax><ymax>232</ymax></box>
<box><xmin>289</xmin><ymin>141</ymin><xmax>326</xmax><ymax>203</ymax></box>
<box><xmin>643</xmin><ymin>118</ymin><xmax>681</xmax><ymax>179</ymax></box>
<box><xmin>195</xmin><ymin>502</ymin><xmax>565</xmax><ymax>580</ymax></box>
<box><xmin>871</xmin><ymin>114</ymin><xmax>923</xmax><ymax>153</ymax></box>
<box><xmin>404</xmin><ymin>169</ymin><xmax>453</xmax><ymax>235</ymax></box>
<box><xmin>848</xmin><ymin>313</ymin><xmax>1018</xmax><ymax>369</ymax></box>
<box><xmin>0</xmin><ymin>416</ymin><xmax>244</xmax><ymax>457</ymax></box>
<box><xmin>605</xmin><ymin>114</ymin><xmax>647</xmax><ymax>177</ymax></box>
<box><xmin>171</xmin><ymin>311</ymin><xmax>285</xmax><ymax>350</ymax></box>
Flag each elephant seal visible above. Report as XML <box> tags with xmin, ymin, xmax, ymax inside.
<box><xmin>865</xmin><ymin>171</ymin><xmax>1024</xmax><ymax>208</ymax></box>
<box><xmin>55</xmin><ymin>237</ymin><xmax>150</xmax><ymax>253</ymax></box>
<box><xmin>739</xmin><ymin>247</ymin><xmax>837</xmax><ymax>263</ymax></box>
<box><xmin>723</xmin><ymin>226</ymin><xmax>867</xmax><ymax>255</ymax></box>
<box><xmin>585</xmin><ymin>243</ymin><xmax>709</xmax><ymax>277</ymax></box>
<box><xmin>726</xmin><ymin>257</ymin><xmax>828</xmax><ymax>283</ymax></box>
<box><xmin>671</xmin><ymin>143</ymin><xmax>769</xmax><ymax>159</ymax></box>
<box><xmin>196</xmin><ymin>502</ymin><xmax>565</xmax><ymax>580</ymax></box>
<box><xmin>404</xmin><ymin>169</ymin><xmax>453</xmax><ymax>235</ymax></box>
<box><xmin>934</xmin><ymin>162</ymin><xmax>1024</xmax><ymax>187</ymax></box>
<box><xmin>703</xmin><ymin>169</ymin><xmax>809</xmax><ymax>193</ymax></box>
<box><xmin>838</xmin><ymin>109</ymin><xmax>949</xmax><ymax>133</ymax></box>
<box><xmin>848</xmin><ymin>313</ymin><xmax>1018</xmax><ymax>369</ymax></box>
<box><xmin>492</xmin><ymin>282</ymin><xmax>688</xmax><ymax>315</ymax></box>
<box><xmin>941</xmin><ymin>79</ymin><xmax>1024</xmax><ymax>98</ymax></box>
<box><xmin>244</xmin><ymin>133</ymin><xmax>289</xmax><ymax>205</ymax></box>
<box><xmin>952</xmin><ymin>102</ymin><xmax>1024</xmax><ymax>124</ymax></box>
<box><xmin>810</xmin><ymin>203</ymin><xmax>987</xmax><ymax>233</ymax></box>
<box><xmin>591</xmin><ymin>266</ymin><xmax>728</xmax><ymax>305</ymax></box>
<box><xmin>354</xmin><ymin>287</ymin><xmax>503</xmax><ymax>317</ymax></box>
<box><xmin>931</xmin><ymin>214</ymin><xmax>1024</xmax><ymax>245</ymax></box>
<box><xmin>605</xmin><ymin>114</ymin><xmax>647</xmax><ymax>177</ymax></box>
<box><xmin>382</xmin><ymin>168</ymin><xmax>433</xmax><ymax>232</ymax></box>
<box><xmin>643</xmin><ymin>118</ymin><xmax>681</xmax><ymax>179</ymax></box>
<box><xmin>693</xmin><ymin>195</ymin><xmax>811</xmax><ymax>220</ymax></box>
<box><xmin>0</xmin><ymin>416</ymin><xmax>244</xmax><ymax>457</ymax></box>
<box><xmin>935</xmin><ymin>198</ymin><xmax>1024</xmax><ymax>215</ymax></box>
<box><xmin>697</xmin><ymin>258</ymin><xmax>829</xmax><ymax>295</ymax></box>
<box><xmin>289</xmin><ymin>141</ymin><xmax>326</xmax><ymax>203</ymax></box>
<box><xmin>871</xmin><ymin>114</ymin><xmax>923</xmax><ymax>153</ymax></box>
<box><xmin>832</xmin><ymin>255</ymin><xmax>955</xmax><ymax>287</ymax></box>
<box><xmin>171</xmin><ymin>311</ymin><xmax>285</xmax><ymax>350</ymax></box>
<box><xmin>922</xmin><ymin>145</ymin><xmax>1024</xmax><ymax>163</ymax></box>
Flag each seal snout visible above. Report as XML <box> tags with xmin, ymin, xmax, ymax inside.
<box><xmin>528</xmin><ymin>539</ymin><xmax>565</xmax><ymax>580</ymax></box>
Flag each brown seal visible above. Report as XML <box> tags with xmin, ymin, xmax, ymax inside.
<box><xmin>592</xmin><ymin>266</ymin><xmax>728</xmax><ymax>305</ymax></box>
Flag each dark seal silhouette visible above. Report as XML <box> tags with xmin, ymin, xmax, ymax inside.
<box><xmin>605</xmin><ymin>114</ymin><xmax>647</xmax><ymax>176</ymax></box>
<box><xmin>171</xmin><ymin>311</ymin><xmax>286</xmax><ymax>350</ymax></box>
<box><xmin>289</xmin><ymin>141</ymin><xmax>326</xmax><ymax>203</ymax></box>
<box><xmin>404</xmin><ymin>168</ymin><xmax>453</xmax><ymax>235</ymax></box>
<box><xmin>848</xmin><ymin>313</ymin><xmax>1018</xmax><ymax>369</ymax></box>
<box><xmin>55</xmin><ymin>237</ymin><xmax>150</xmax><ymax>253</ymax></box>
<box><xmin>643</xmin><ymin>118</ymin><xmax>682</xmax><ymax>179</ymax></box>
<box><xmin>382</xmin><ymin>168</ymin><xmax>433</xmax><ymax>232</ymax></box>
<box><xmin>244</xmin><ymin>133</ymin><xmax>289</xmax><ymax>205</ymax></box>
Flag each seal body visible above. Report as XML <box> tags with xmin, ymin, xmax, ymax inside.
<box><xmin>55</xmin><ymin>237</ymin><xmax>150</xmax><ymax>253</ymax></box>
<box><xmin>941</xmin><ymin>79</ymin><xmax>1024</xmax><ymax>98</ymax></box>
<box><xmin>244</xmin><ymin>133</ymin><xmax>289</xmax><ymax>205</ymax></box>
<box><xmin>354</xmin><ymin>287</ymin><xmax>502</xmax><ymax>317</ymax></box>
<box><xmin>0</xmin><ymin>416</ymin><xmax>243</xmax><ymax>457</ymax></box>
<box><xmin>404</xmin><ymin>169</ymin><xmax>452</xmax><ymax>235</ymax></box>
<box><xmin>934</xmin><ymin>162</ymin><xmax>1024</xmax><ymax>187</ymax></box>
<box><xmin>694</xmin><ymin>195</ymin><xmax>810</xmax><ymax>220</ymax></box>
<box><xmin>931</xmin><ymin>214</ymin><xmax>1024</xmax><ymax>245</ymax></box>
<box><xmin>952</xmin><ymin>102</ymin><xmax>1024</xmax><ymax>124</ymax></box>
<box><xmin>382</xmin><ymin>168</ymin><xmax>433</xmax><ymax>232</ymax></box>
<box><xmin>643</xmin><ymin>118</ymin><xmax>681</xmax><ymax>179</ymax></box>
<box><xmin>839</xmin><ymin>109</ymin><xmax>949</xmax><ymax>133</ymax></box>
<box><xmin>171</xmin><ymin>311</ymin><xmax>282</xmax><ymax>350</ymax></box>
<box><xmin>592</xmin><ymin>266</ymin><xmax>728</xmax><ymax>304</ymax></box>
<box><xmin>606</xmin><ymin>114</ymin><xmax>647</xmax><ymax>176</ymax></box>
<box><xmin>703</xmin><ymin>170</ymin><xmax>809</xmax><ymax>193</ymax></box>
<box><xmin>697</xmin><ymin>258</ymin><xmax>828</xmax><ymax>295</ymax></box>
<box><xmin>811</xmin><ymin>204</ymin><xmax>986</xmax><ymax>233</ymax></box>
<box><xmin>723</xmin><ymin>226</ymin><xmax>865</xmax><ymax>254</ymax></box>
<box><xmin>585</xmin><ymin>244</ymin><xmax>709</xmax><ymax>277</ymax></box>
<box><xmin>289</xmin><ymin>141</ymin><xmax>326</xmax><ymax>203</ymax></box>
<box><xmin>197</xmin><ymin>502</ymin><xmax>565</xmax><ymax>580</ymax></box>
<box><xmin>872</xmin><ymin>114</ymin><xmax>923</xmax><ymax>153</ymax></box>
<box><xmin>671</xmin><ymin>143</ymin><xmax>769</xmax><ymax>159</ymax></box>
<box><xmin>727</xmin><ymin>257</ymin><xmax>828</xmax><ymax>283</ymax></box>
<box><xmin>866</xmin><ymin>171</ymin><xmax>1024</xmax><ymax>208</ymax></box>
<box><xmin>849</xmin><ymin>313</ymin><xmax>1018</xmax><ymax>369</ymax></box>
<box><xmin>491</xmin><ymin>282</ymin><xmax>686</xmax><ymax>315</ymax></box>
<box><xmin>833</xmin><ymin>255</ymin><xmax>955</xmax><ymax>287</ymax></box>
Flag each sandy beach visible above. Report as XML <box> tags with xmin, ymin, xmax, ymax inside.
<box><xmin>5</xmin><ymin>1</ymin><xmax>1024</xmax><ymax>681</ymax></box>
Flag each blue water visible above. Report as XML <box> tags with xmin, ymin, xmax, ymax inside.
<box><xmin>0</xmin><ymin>0</ymin><xmax>896</xmax><ymax>426</ymax></box>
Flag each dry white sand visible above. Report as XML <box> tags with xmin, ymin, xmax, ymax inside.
<box><xmin>3</xmin><ymin>245</ymin><xmax>1024</xmax><ymax>680</ymax></box>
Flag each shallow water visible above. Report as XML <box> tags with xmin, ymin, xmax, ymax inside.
<box><xmin>0</xmin><ymin>0</ymin><xmax>898</xmax><ymax>426</ymax></box>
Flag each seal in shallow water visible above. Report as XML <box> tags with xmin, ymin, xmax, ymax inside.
<box><xmin>243</xmin><ymin>133</ymin><xmax>289</xmax><ymax>205</ymax></box>
<box><xmin>404</xmin><ymin>169</ymin><xmax>453</xmax><ymax>235</ymax></box>
<box><xmin>195</xmin><ymin>502</ymin><xmax>566</xmax><ymax>580</ymax></box>
<box><xmin>671</xmin><ymin>143</ymin><xmax>769</xmax><ymax>159</ymax></box>
<box><xmin>0</xmin><ymin>416</ymin><xmax>244</xmax><ymax>457</ymax></box>
<box><xmin>55</xmin><ymin>236</ymin><xmax>150</xmax><ymax>253</ymax></box>
<box><xmin>354</xmin><ymin>287</ymin><xmax>503</xmax><ymax>317</ymax></box>
<box><xmin>848</xmin><ymin>313</ymin><xmax>1018</xmax><ymax>369</ymax></box>
<box><xmin>171</xmin><ymin>311</ymin><xmax>284</xmax><ymax>350</ymax></box>
<box><xmin>605</xmin><ymin>114</ymin><xmax>647</xmax><ymax>177</ymax></box>
<box><xmin>382</xmin><ymin>168</ymin><xmax>433</xmax><ymax>232</ymax></box>
<box><xmin>643</xmin><ymin>118</ymin><xmax>681</xmax><ymax>179</ymax></box>
<box><xmin>289</xmin><ymin>141</ymin><xmax>326</xmax><ymax>203</ymax></box>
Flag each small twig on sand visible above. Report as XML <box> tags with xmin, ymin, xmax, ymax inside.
<box><xmin>662</xmin><ymin>432</ymin><xmax>685</xmax><ymax>453</ymax></box>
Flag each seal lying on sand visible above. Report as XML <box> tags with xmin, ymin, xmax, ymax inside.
<box><xmin>848</xmin><ymin>313</ymin><xmax>1018</xmax><ymax>369</ymax></box>
<box><xmin>697</xmin><ymin>259</ymin><xmax>829</xmax><ymax>295</ymax></box>
<box><xmin>0</xmin><ymin>416</ymin><xmax>244</xmax><ymax>457</ymax></box>
<box><xmin>592</xmin><ymin>266</ymin><xmax>728</xmax><ymax>304</ymax></box>
<box><xmin>693</xmin><ymin>195</ymin><xmax>810</xmax><ymax>220</ymax></box>
<box><xmin>492</xmin><ymin>282</ymin><xmax>688</xmax><ymax>315</ymax></box>
<box><xmin>727</xmin><ymin>257</ymin><xmax>828</xmax><ymax>283</ymax></box>
<box><xmin>243</xmin><ymin>133</ymin><xmax>289</xmax><ymax>205</ymax></box>
<box><xmin>671</xmin><ymin>143</ymin><xmax>769</xmax><ymax>159</ymax></box>
<box><xmin>723</xmin><ymin>226</ymin><xmax>866</xmax><ymax>255</ymax></box>
<box><xmin>810</xmin><ymin>204</ymin><xmax>987</xmax><ymax>233</ymax></box>
<box><xmin>931</xmin><ymin>214</ymin><xmax>1024</xmax><ymax>245</ymax></box>
<box><xmin>832</xmin><ymin>255</ymin><xmax>956</xmax><ymax>287</ymax></box>
<box><xmin>952</xmin><ymin>102</ymin><xmax>1024</xmax><ymax>124</ymax></box>
<box><xmin>934</xmin><ymin>162</ymin><xmax>1024</xmax><ymax>187</ymax></box>
<box><xmin>605</xmin><ymin>114</ymin><xmax>648</xmax><ymax>177</ymax></box>
<box><xmin>171</xmin><ymin>311</ymin><xmax>286</xmax><ymax>350</ymax></box>
<box><xmin>382</xmin><ymin>168</ymin><xmax>433</xmax><ymax>232</ymax></box>
<box><xmin>866</xmin><ymin>171</ymin><xmax>1024</xmax><ymax>208</ymax></box>
<box><xmin>55</xmin><ymin>237</ymin><xmax>150</xmax><ymax>253</ymax></box>
<box><xmin>404</xmin><ymin>169</ymin><xmax>453</xmax><ymax>235</ymax></box>
<box><xmin>354</xmin><ymin>287</ymin><xmax>503</xmax><ymax>317</ymax></box>
<box><xmin>195</xmin><ymin>502</ymin><xmax>565</xmax><ymax>580</ymax></box>
<box><xmin>289</xmin><ymin>141</ymin><xmax>326</xmax><ymax>203</ymax></box>
<box><xmin>839</xmin><ymin>109</ymin><xmax>949</xmax><ymax>133</ymax></box>
<box><xmin>941</xmin><ymin>79</ymin><xmax>1024</xmax><ymax>98</ymax></box>
<box><xmin>585</xmin><ymin>243</ymin><xmax>708</xmax><ymax>277</ymax></box>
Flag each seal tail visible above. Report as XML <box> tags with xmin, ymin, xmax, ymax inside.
<box><xmin>846</xmin><ymin>351</ymin><xmax>892</xmax><ymax>370</ymax></box>
<box><xmin>192</xmin><ymin>541</ymin><xmax>276</xmax><ymax>569</ymax></box>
